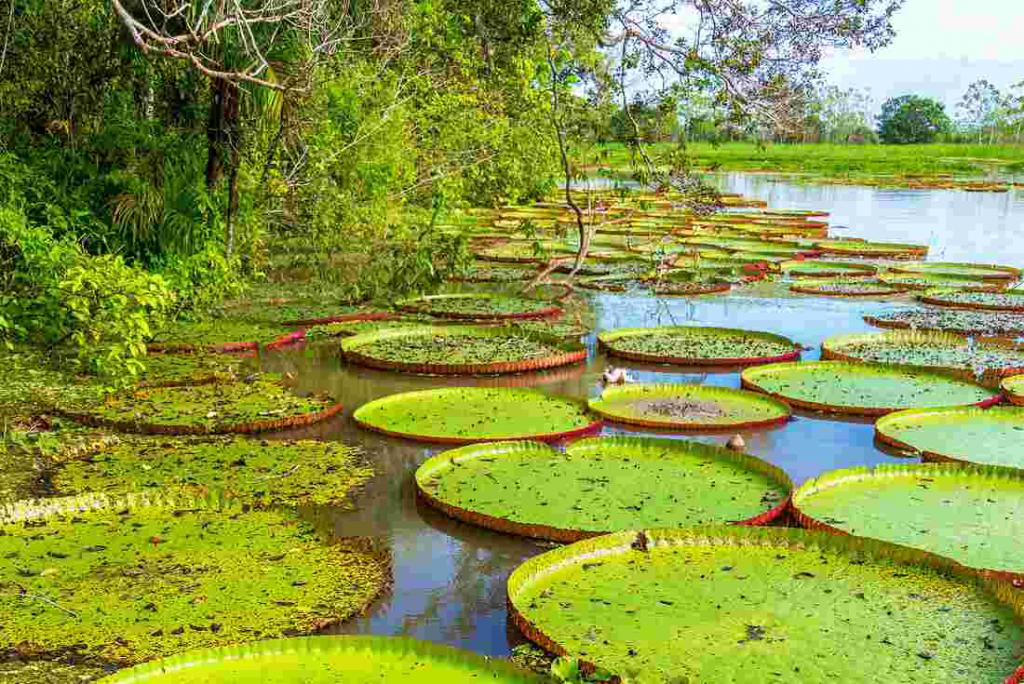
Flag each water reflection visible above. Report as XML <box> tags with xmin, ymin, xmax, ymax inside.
<box><xmin>258</xmin><ymin>174</ymin><xmax>1022</xmax><ymax>658</ymax></box>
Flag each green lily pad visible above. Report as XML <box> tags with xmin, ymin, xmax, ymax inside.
<box><xmin>353</xmin><ymin>388</ymin><xmax>599</xmax><ymax>443</ymax></box>
<box><xmin>781</xmin><ymin>260</ymin><xmax>876</xmax><ymax>278</ymax></box>
<box><xmin>890</xmin><ymin>262</ymin><xmax>1021</xmax><ymax>280</ymax></box>
<box><xmin>598</xmin><ymin>326</ymin><xmax>800</xmax><ymax>366</ymax></box>
<box><xmin>101</xmin><ymin>636</ymin><xmax>541</xmax><ymax>683</ymax></box>
<box><xmin>304</xmin><ymin>316</ymin><xmax>436</xmax><ymax>340</ymax></box>
<box><xmin>653</xmin><ymin>280</ymin><xmax>732</xmax><ymax>296</ymax></box>
<box><xmin>396</xmin><ymin>294</ymin><xmax>560</xmax><ymax>320</ymax></box>
<box><xmin>415</xmin><ymin>437</ymin><xmax>792</xmax><ymax>541</ymax></box>
<box><xmin>340</xmin><ymin>327</ymin><xmax>585</xmax><ymax>375</ymax></box>
<box><xmin>0</xmin><ymin>347</ymin><xmax>105</xmax><ymax>420</ymax></box>
<box><xmin>457</xmin><ymin>264</ymin><xmax>541</xmax><ymax>283</ymax></box>
<box><xmin>0</xmin><ymin>493</ymin><xmax>389</xmax><ymax>666</ymax></box>
<box><xmin>814</xmin><ymin>239</ymin><xmax>928</xmax><ymax>258</ymax></box>
<box><xmin>875</xmin><ymin>406</ymin><xmax>1024</xmax><ymax>468</ymax></box>
<box><xmin>588</xmin><ymin>384</ymin><xmax>791</xmax><ymax>431</ymax></box>
<box><xmin>792</xmin><ymin>463</ymin><xmax>1024</xmax><ymax>580</ymax></box>
<box><xmin>879</xmin><ymin>273</ymin><xmax>1003</xmax><ymax>292</ymax></box>
<box><xmin>740</xmin><ymin>361</ymin><xmax>999</xmax><ymax>416</ymax></box>
<box><xmin>918</xmin><ymin>289</ymin><xmax>1024</xmax><ymax>313</ymax></box>
<box><xmin>507</xmin><ymin>526</ymin><xmax>1024</xmax><ymax>683</ymax></box>
<box><xmin>59</xmin><ymin>377</ymin><xmax>341</xmax><ymax>435</ymax></box>
<box><xmin>1003</xmin><ymin>375</ymin><xmax>1024</xmax><ymax>405</ymax></box>
<box><xmin>149</xmin><ymin>319</ymin><xmax>295</xmax><ymax>352</ymax></box>
<box><xmin>137</xmin><ymin>354</ymin><xmax>250</xmax><ymax>387</ymax></box>
<box><xmin>865</xmin><ymin>309</ymin><xmax>1024</xmax><ymax>338</ymax></box>
<box><xmin>51</xmin><ymin>437</ymin><xmax>373</xmax><ymax>507</ymax></box>
<box><xmin>822</xmin><ymin>330</ymin><xmax>1024</xmax><ymax>380</ymax></box>
<box><xmin>790</xmin><ymin>281</ymin><xmax>907</xmax><ymax>297</ymax></box>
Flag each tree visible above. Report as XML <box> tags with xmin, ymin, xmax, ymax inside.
<box><xmin>956</xmin><ymin>80</ymin><xmax>1003</xmax><ymax>144</ymax></box>
<box><xmin>877</xmin><ymin>95</ymin><xmax>951</xmax><ymax>144</ymax></box>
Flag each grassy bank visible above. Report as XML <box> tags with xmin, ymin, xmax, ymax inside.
<box><xmin>597</xmin><ymin>142</ymin><xmax>1024</xmax><ymax>177</ymax></box>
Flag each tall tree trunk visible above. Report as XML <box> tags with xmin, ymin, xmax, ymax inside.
<box><xmin>205</xmin><ymin>77</ymin><xmax>241</xmax><ymax>256</ymax></box>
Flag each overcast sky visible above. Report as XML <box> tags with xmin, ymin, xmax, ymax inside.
<box><xmin>820</xmin><ymin>0</ymin><xmax>1024</xmax><ymax>114</ymax></box>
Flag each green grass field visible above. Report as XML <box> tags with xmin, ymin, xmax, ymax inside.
<box><xmin>595</xmin><ymin>142</ymin><xmax>1024</xmax><ymax>178</ymax></box>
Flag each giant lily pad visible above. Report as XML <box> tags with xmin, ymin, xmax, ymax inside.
<box><xmin>598</xmin><ymin>326</ymin><xmax>800</xmax><ymax>366</ymax></box>
<box><xmin>148</xmin><ymin>320</ymin><xmax>300</xmax><ymax>353</ymax></box>
<box><xmin>919</xmin><ymin>289</ymin><xmax>1024</xmax><ymax>313</ymax></box>
<box><xmin>790</xmin><ymin>281</ymin><xmax>907</xmax><ymax>297</ymax></box>
<box><xmin>781</xmin><ymin>260</ymin><xmax>876</xmax><ymax>278</ymax></box>
<box><xmin>415</xmin><ymin>437</ymin><xmax>792</xmax><ymax>542</ymax></box>
<box><xmin>890</xmin><ymin>262</ymin><xmax>1021</xmax><ymax>281</ymax></box>
<box><xmin>396</xmin><ymin>294</ymin><xmax>560</xmax><ymax>320</ymax></box>
<box><xmin>353</xmin><ymin>388</ymin><xmax>600</xmax><ymax>443</ymax></box>
<box><xmin>0</xmin><ymin>493</ymin><xmax>389</xmax><ymax>666</ymax></box>
<box><xmin>341</xmin><ymin>326</ymin><xmax>585</xmax><ymax>375</ymax></box>
<box><xmin>588</xmin><ymin>384</ymin><xmax>791</xmax><ymax>431</ymax></box>
<box><xmin>51</xmin><ymin>437</ymin><xmax>373</xmax><ymax>507</ymax></box>
<box><xmin>878</xmin><ymin>273</ymin><xmax>1003</xmax><ymax>292</ymax></box>
<box><xmin>875</xmin><ymin>406</ymin><xmax>1024</xmax><ymax>468</ymax></box>
<box><xmin>740</xmin><ymin>361</ymin><xmax>999</xmax><ymax>416</ymax></box>
<box><xmin>814</xmin><ymin>239</ymin><xmax>928</xmax><ymax>259</ymax></box>
<box><xmin>822</xmin><ymin>330</ymin><xmax>1024</xmax><ymax>380</ymax></box>
<box><xmin>1003</xmin><ymin>375</ymin><xmax>1024</xmax><ymax>405</ymax></box>
<box><xmin>865</xmin><ymin>309</ymin><xmax>1024</xmax><ymax>338</ymax></box>
<box><xmin>101</xmin><ymin>636</ymin><xmax>541</xmax><ymax>683</ymax></box>
<box><xmin>58</xmin><ymin>376</ymin><xmax>342</xmax><ymax>435</ymax></box>
<box><xmin>507</xmin><ymin>526</ymin><xmax>1024</xmax><ymax>683</ymax></box>
<box><xmin>792</xmin><ymin>463</ymin><xmax>1024</xmax><ymax>582</ymax></box>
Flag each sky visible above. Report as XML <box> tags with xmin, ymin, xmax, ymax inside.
<box><xmin>820</xmin><ymin>0</ymin><xmax>1024</xmax><ymax>114</ymax></box>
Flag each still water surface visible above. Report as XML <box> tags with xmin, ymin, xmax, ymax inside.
<box><xmin>263</xmin><ymin>175</ymin><xmax>1024</xmax><ymax>658</ymax></box>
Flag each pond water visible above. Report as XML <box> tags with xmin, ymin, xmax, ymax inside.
<box><xmin>262</xmin><ymin>175</ymin><xmax>1024</xmax><ymax>659</ymax></box>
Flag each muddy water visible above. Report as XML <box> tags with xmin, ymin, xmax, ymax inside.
<box><xmin>262</xmin><ymin>176</ymin><xmax>1024</xmax><ymax>658</ymax></box>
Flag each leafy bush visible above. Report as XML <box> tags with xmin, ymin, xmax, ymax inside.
<box><xmin>877</xmin><ymin>96</ymin><xmax>952</xmax><ymax>144</ymax></box>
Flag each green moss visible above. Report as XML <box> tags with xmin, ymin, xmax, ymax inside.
<box><xmin>51</xmin><ymin>437</ymin><xmax>372</xmax><ymax>508</ymax></box>
<box><xmin>64</xmin><ymin>377</ymin><xmax>335</xmax><ymax>433</ymax></box>
<box><xmin>0</xmin><ymin>494</ymin><xmax>389</xmax><ymax>666</ymax></box>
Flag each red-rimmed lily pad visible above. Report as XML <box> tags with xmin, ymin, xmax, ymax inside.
<box><xmin>396</xmin><ymin>294</ymin><xmax>561</xmax><ymax>320</ymax></box>
<box><xmin>1003</xmin><ymin>375</ymin><xmax>1024</xmax><ymax>405</ymax></box>
<box><xmin>875</xmin><ymin>406</ymin><xmax>1024</xmax><ymax>468</ymax></box>
<box><xmin>101</xmin><ymin>636</ymin><xmax>542</xmax><ymax>683</ymax></box>
<box><xmin>588</xmin><ymin>383</ymin><xmax>791</xmax><ymax>431</ymax></box>
<box><xmin>792</xmin><ymin>463</ymin><xmax>1024</xmax><ymax>584</ymax></box>
<box><xmin>57</xmin><ymin>377</ymin><xmax>343</xmax><ymax>435</ymax></box>
<box><xmin>879</xmin><ymin>273</ymin><xmax>1005</xmax><ymax>292</ymax></box>
<box><xmin>415</xmin><ymin>437</ymin><xmax>792</xmax><ymax>542</ymax></box>
<box><xmin>889</xmin><ymin>262</ymin><xmax>1021</xmax><ymax>281</ymax></box>
<box><xmin>790</xmin><ymin>281</ymin><xmax>907</xmax><ymax>297</ymax></box>
<box><xmin>919</xmin><ymin>289</ymin><xmax>1024</xmax><ymax>313</ymax></box>
<box><xmin>340</xmin><ymin>326</ymin><xmax>586</xmax><ymax>375</ymax></box>
<box><xmin>781</xmin><ymin>260</ymin><xmax>877</xmax><ymax>278</ymax></box>
<box><xmin>740</xmin><ymin>361</ymin><xmax>1000</xmax><ymax>416</ymax></box>
<box><xmin>507</xmin><ymin>526</ymin><xmax>1024</xmax><ymax>683</ymax></box>
<box><xmin>598</xmin><ymin>326</ymin><xmax>800</xmax><ymax>366</ymax></box>
<box><xmin>822</xmin><ymin>330</ymin><xmax>1024</xmax><ymax>381</ymax></box>
<box><xmin>352</xmin><ymin>388</ymin><xmax>600</xmax><ymax>443</ymax></box>
<box><xmin>813</xmin><ymin>239</ymin><xmax>928</xmax><ymax>259</ymax></box>
<box><xmin>865</xmin><ymin>309</ymin><xmax>1024</xmax><ymax>338</ymax></box>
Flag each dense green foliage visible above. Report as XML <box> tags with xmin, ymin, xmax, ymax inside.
<box><xmin>877</xmin><ymin>95</ymin><xmax>953</xmax><ymax>144</ymax></box>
